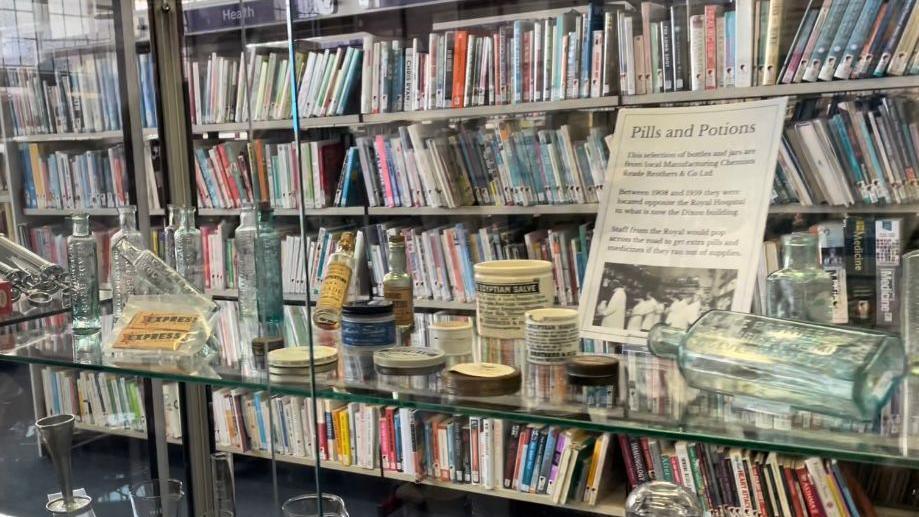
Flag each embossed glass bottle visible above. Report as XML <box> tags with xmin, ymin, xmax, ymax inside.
<box><xmin>255</xmin><ymin>206</ymin><xmax>283</xmax><ymax>338</ymax></box>
<box><xmin>110</xmin><ymin>206</ymin><xmax>144</xmax><ymax>321</ymax></box>
<box><xmin>174</xmin><ymin>207</ymin><xmax>204</xmax><ymax>291</ymax></box>
<box><xmin>312</xmin><ymin>232</ymin><xmax>355</xmax><ymax>330</ymax></box>
<box><xmin>234</xmin><ymin>204</ymin><xmax>258</xmax><ymax>322</ymax></box>
<box><xmin>67</xmin><ymin>214</ymin><xmax>100</xmax><ymax>331</ymax></box>
<box><xmin>766</xmin><ymin>232</ymin><xmax>833</xmax><ymax>323</ymax></box>
<box><xmin>648</xmin><ymin>310</ymin><xmax>907</xmax><ymax>420</ymax></box>
<box><xmin>163</xmin><ymin>205</ymin><xmax>178</xmax><ymax>267</ymax></box>
<box><xmin>383</xmin><ymin>234</ymin><xmax>413</xmax><ymax>343</ymax></box>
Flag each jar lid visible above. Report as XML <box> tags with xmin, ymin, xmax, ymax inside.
<box><xmin>473</xmin><ymin>259</ymin><xmax>552</xmax><ymax>275</ymax></box>
<box><xmin>525</xmin><ymin>307</ymin><xmax>578</xmax><ymax>323</ymax></box>
<box><xmin>269</xmin><ymin>363</ymin><xmax>336</xmax><ymax>376</ymax></box>
<box><xmin>429</xmin><ymin>319</ymin><xmax>473</xmax><ymax>332</ymax></box>
<box><xmin>268</xmin><ymin>346</ymin><xmax>338</xmax><ymax>367</ymax></box>
<box><xmin>342</xmin><ymin>299</ymin><xmax>394</xmax><ymax>316</ymax></box>
<box><xmin>373</xmin><ymin>347</ymin><xmax>446</xmax><ymax>370</ymax></box>
<box><xmin>252</xmin><ymin>336</ymin><xmax>284</xmax><ymax>356</ymax></box>
<box><xmin>565</xmin><ymin>355</ymin><xmax>619</xmax><ymax>378</ymax></box>
<box><xmin>443</xmin><ymin>362</ymin><xmax>521</xmax><ymax>397</ymax></box>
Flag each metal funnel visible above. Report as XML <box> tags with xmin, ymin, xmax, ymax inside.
<box><xmin>36</xmin><ymin>414</ymin><xmax>93</xmax><ymax>515</ymax></box>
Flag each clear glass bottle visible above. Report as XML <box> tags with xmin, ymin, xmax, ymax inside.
<box><xmin>114</xmin><ymin>239</ymin><xmax>217</xmax><ymax>313</ymax></box>
<box><xmin>383</xmin><ymin>234</ymin><xmax>413</xmax><ymax>343</ymax></box>
<box><xmin>254</xmin><ymin>206</ymin><xmax>283</xmax><ymax>338</ymax></box>
<box><xmin>648</xmin><ymin>310</ymin><xmax>907</xmax><ymax>420</ymax></box>
<box><xmin>234</xmin><ymin>204</ymin><xmax>258</xmax><ymax>322</ymax></box>
<box><xmin>174</xmin><ymin>207</ymin><xmax>204</xmax><ymax>291</ymax></box>
<box><xmin>766</xmin><ymin>232</ymin><xmax>834</xmax><ymax>323</ymax></box>
<box><xmin>312</xmin><ymin>231</ymin><xmax>355</xmax><ymax>330</ymax></box>
<box><xmin>110</xmin><ymin>205</ymin><xmax>144</xmax><ymax>321</ymax></box>
<box><xmin>163</xmin><ymin>205</ymin><xmax>178</xmax><ymax>268</ymax></box>
<box><xmin>67</xmin><ymin>213</ymin><xmax>100</xmax><ymax>331</ymax></box>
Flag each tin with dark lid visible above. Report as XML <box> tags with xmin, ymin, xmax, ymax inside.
<box><xmin>443</xmin><ymin>362</ymin><xmax>522</xmax><ymax>397</ymax></box>
<box><xmin>251</xmin><ymin>336</ymin><xmax>284</xmax><ymax>368</ymax></box>
<box><xmin>565</xmin><ymin>355</ymin><xmax>619</xmax><ymax>385</ymax></box>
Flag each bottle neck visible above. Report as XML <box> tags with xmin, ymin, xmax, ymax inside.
<box><xmin>178</xmin><ymin>209</ymin><xmax>195</xmax><ymax>229</ymax></box>
<box><xmin>782</xmin><ymin>241</ymin><xmax>819</xmax><ymax>270</ymax></box>
<box><xmin>257</xmin><ymin>209</ymin><xmax>274</xmax><ymax>229</ymax></box>
<box><xmin>167</xmin><ymin>206</ymin><xmax>177</xmax><ymax>227</ymax></box>
<box><xmin>388</xmin><ymin>243</ymin><xmax>406</xmax><ymax>274</ymax></box>
<box><xmin>118</xmin><ymin>210</ymin><xmax>137</xmax><ymax>233</ymax></box>
<box><xmin>647</xmin><ymin>324</ymin><xmax>685</xmax><ymax>359</ymax></box>
<box><xmin>240</xmin><ymin>208</ymin><xmax>257</xmax><ymax>227</ymax></box>
<box><xmin>71</xmin><ymin>215</ymin><xmax>90</xmax><ymax>237</ymax></box>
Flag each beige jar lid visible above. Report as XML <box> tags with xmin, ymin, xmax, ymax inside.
<box><xmin>473</xmin><ymin>259</ymin><xmax>553</xmax><ymax>276</ymax></box>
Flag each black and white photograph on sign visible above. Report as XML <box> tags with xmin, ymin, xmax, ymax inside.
<box><xmin>591</xmin><ymin>263</ymin><xmax>737</xmax><ymax>331</ymax></box>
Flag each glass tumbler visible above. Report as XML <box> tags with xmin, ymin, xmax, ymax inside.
<box><xmin>281</xmin><ymin>494</ymin><xmax>349</xmax><ymax>517</ymax></box>
<box><xmin>129</xmin><ymin>479</ymin><xmax>184</xmax><ymax>517</ymax></box>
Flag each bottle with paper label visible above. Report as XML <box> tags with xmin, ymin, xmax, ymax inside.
<box><xmin>313</xmin><ymin>232</ymin><xmax>356</xmax><ymax>330</ymax></box>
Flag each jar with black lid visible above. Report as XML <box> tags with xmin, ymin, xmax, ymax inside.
<box><xmin>566</xmin><ymin>355</ymin><xmax>619</xmax><ymax>409</ymax></box>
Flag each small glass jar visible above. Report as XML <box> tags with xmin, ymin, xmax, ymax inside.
<box><xmin>341</xmin><ymin>300</ymin><xmax>396</xmax><ymax>349</ymax></box>
<box><xmin>373</xmin><ymin>347</ymin><xmax>446</xmax><ymax>391</ymax></box>
<box><xmin>524</xmin><ymin>361</ymin><xmax>568</xmax><ymax>405</ymax></box>
<box><xmin>566</xmin><ymin>355</ymin><xmax>619</xmax><ymax>409</ymax></box>
<box><xmin>339</xmin><ymin>346</ymin><xmax>378</xmax><ymax>383</ymax></box>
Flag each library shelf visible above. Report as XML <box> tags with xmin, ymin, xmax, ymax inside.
<box><xmin>622</xmin><ymin>76</ymin><xmax>919</xmax><ymax>106</ymax></box>
<box><xmin>207</xmin><ymin>288</ymin><xmax>309</xmax><ymax>304</ymax></box>
<box><xmin>10</xmin><ymin>129</ymin><xmax>159</xmax><ymax>143</ymax></box>
<box><xmin>769</xmin><ymin>204</ymin><xmax>919</xmax><ymax>214</ymax></box>
<box><xmin>384</xmin><ymin>470</ymin><xmax>626</xmax><ymax>516</ymax></box>
<box><xmin>362</xmin><ymin>96</ymin><xmax>619</xmax><ymax>125</ymax></box>
<box><xmin>23</xmin><ymin>207</ymin><xmax>166</xmax><ymax>216</ymax></box>
<box><xmin>217</xmin><ymin>445</ymin><xmax>626</xmax><ymax>516</ymax></box>
<box><xmin>198</xmin><ymin>207</ymin><xmax>364</xmax><ymax>217</ymax></box>
<box><xmin>73</xmin><ymin>421</ymin><xmax>182</xmax><ymax>445</ymax></box>
<box><xmin>191</xmin><ymin>115</ymin><xmax>360</xmax><ymax>136</ymax></box>
<box><xmin>368</xmin><ymin>204</ymin><xmax>600</xmax><ymax>216</ymax></box>
<box><xmin>0</xmin><ymin>192</ymin><xmax>10</xmax><ymax>203</ymax></box>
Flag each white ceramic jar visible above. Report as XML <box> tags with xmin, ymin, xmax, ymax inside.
<box><xmin>473</xmin><ymin>259</ymin><xmax>554</xmax><ymax>338</ymax></box>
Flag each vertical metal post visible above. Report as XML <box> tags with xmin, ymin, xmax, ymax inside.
<box><xmin>113</xmin><ymin>0</ymin><xmax>153</xmax><ymax>244</ymax></box>
<box><xmin>180</xmin><ymin>382</ymin><xmax>214</xmax><ymax>516</ymax></box>
<box><xmin>147</xmin><ymin>0</ymin><xmax>194</xmax><ymax>206</ymax></box>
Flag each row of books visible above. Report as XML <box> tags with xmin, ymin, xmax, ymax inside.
<box><xmin>211</xmin><ymin>389</ymin><xmax>615</xmax><ymax>506</ymax></box>
<box><xmin>362</xmin><ymin>221</ymin><xmax>592</xmax><ymax>306</ymax></box>
<box><xmin>187</xmin><ymin>43</ymin><xmax>362</xmax><ymax>125</ymax></box>
<box><xmin>618</xmin><ymin>435</ymin><xmax>876</xmax><ymax>517</ymax></box>
<box><xmin>41</xmin><ymin>367</ymin><xmax>183</xmax><ymax>441</ymax></box>
<box><xmin>773</xmin><ymin>95</ymin><xmax>919</xmax><ymax>207</ymax></box>
<box><xmin>2</xmin><ymin>52</ymin><xmax>124</xmax><ymax>136</ymax></box>
<box><xmin>360</xmin><ymin>5</ymin><xmax>617</xmax><ymax>115</ymax></box>
<box><xmin>20</xmin><ymin>144</ymin><xmax>131</xmax><ymax>209</ymax></box>
<box><xmin>620</xmin><ymin>1</ymin><xmax>919</xmax><ymax>96</ymax></box>
<box><xmin>193</xmin><ymin>138</ymin><xmax>349</xmax><ymax>210</ymax></box>
<box><xmin>356</xmin><ymin>118</ymin><xmax>609</xmax><ymax>208</ymax></box>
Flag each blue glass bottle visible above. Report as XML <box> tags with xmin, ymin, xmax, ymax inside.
<box><xmin>255</xmin><ymin>205</ymin><xmax>284</xmax><ymax>338</ymax></box>
<box><xmin>67</xmin><ymin>213</ymin><xmax>100</xmax><ymax>331</ymax></box>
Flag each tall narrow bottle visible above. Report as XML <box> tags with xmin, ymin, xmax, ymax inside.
<box><xmin>648</xmin><ymin>310</ymin><xmax>906</xmax><ymax>420</ymax></box>
<box><xmin>163</xmin><ymin>205</ymin><xmax>178</xmax><ymax>267</ymax></box>
<box><xmin>383</xmin><ymin>234</ymin><xmax>413</xmax><ymax>343</ymax></box>
<box><xmin>110</xmin><ymin>206</ymin><xmax>144</xmax><ymax>321</ymax></box>
<box><xmin>312</xmin><ymin>232</ymin><xmax>355</xmax><ymax>330</ymax></box>
<box><xmin>174</xmin><ymin>206</ymin><xmax>204</xmax><ymax>291</ymax></box>
<box><xmin>255</xmin><ymin>206</ymin><xmax>284</xmax><ymax>338</ymax></box>
<box><xmin>67</xmin><ymin>214</ymin><xmax>100</xmax><ymax>331</ymax></box>
<box><xmin>766</xmin><ymin>232</ymin><xmax>833</xmax><ymax>323</ymax></box>
<box><xmin>234</xmin><ymin>204</ymin><xmax>258</xmax><ymax>322</ymax></box>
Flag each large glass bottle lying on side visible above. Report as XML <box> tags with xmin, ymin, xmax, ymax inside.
<box><xmin>648</xmin><ymin>310</ymin><xmax>906</xmax><ymax>420</ymax></box>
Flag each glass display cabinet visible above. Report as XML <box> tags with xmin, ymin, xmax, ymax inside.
<box><xmin>1</xmin><ymin>0</ymin><xmax>919</xmax><ymax>516</ymax></box>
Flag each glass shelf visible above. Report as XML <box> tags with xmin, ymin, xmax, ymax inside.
<box><xmin>3</xmin><ymin>314</ymin><xmax>916</xmax><ymax>468</ymax></box>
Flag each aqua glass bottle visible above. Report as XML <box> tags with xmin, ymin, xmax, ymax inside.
<box><xmin>110</xmin><ymin>205</ymin><xmax>144</xmax><ymax>321</ymax></box>
<box><xmin>255</xmin><ymin>205</ymin><xmax>284</xmax><ymax>338</ymax></box>
<box><xmin>648</xmin><ymin>310</ymin><xmax>907</xmax><ymax>420</ymax></box>
<box><xmin>766</xmin><ymin>232</ymin><xmax>833</xmax><ymax>323</ymax></box>
<box><xmin>234</xmin><ymin>204</ymin><xmax>258</xmax><ymax>322</ymax></box>
<box><xmin>67</xmin><ymin>213</ymin><xmax>100</xmax><ymax>331</ymax></box>
<box><xmin>174</xmin><ymin>206</ymin><xmax>204</xmax><ymax>291</ymax></box>
<box><xmin>163</xmin><ymin>204</ymin><xmax>178</xmax><ymax>268</ymax></box>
